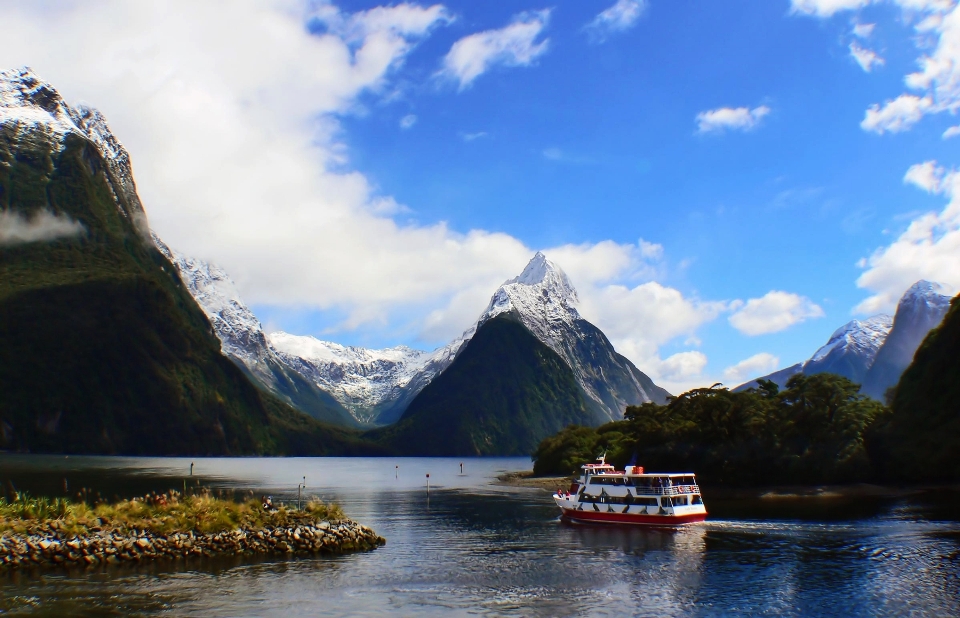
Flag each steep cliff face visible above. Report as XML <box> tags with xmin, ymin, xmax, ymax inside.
<box><xmin>0</xmin><ymin>68</ymin><xmax>366</xmax><ymax>455</ymax></box>
<box><xmin>861</xmin><ymin>281</ymin><xmax>953</xmax><ymax>402</ymax></box>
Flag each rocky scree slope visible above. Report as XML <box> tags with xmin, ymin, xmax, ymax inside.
<box><xmin>0</xmin><ymin>68</ymin><xmax>370</xmax><ymax>455</ymax></box>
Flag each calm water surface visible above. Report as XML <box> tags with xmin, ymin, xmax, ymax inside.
<box><xmin>1</xmin><ymin>455</ymin><xmax>959</xmax><ymax>617</ymax></box>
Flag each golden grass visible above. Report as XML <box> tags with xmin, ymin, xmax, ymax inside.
<box><xmin>0</xmin><ymin>491</ymin><xmax>345</xmax><ymax>537</ymax></box>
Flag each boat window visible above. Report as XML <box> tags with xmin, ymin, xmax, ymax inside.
<box><xmin>692</xmin><ymin>495</ymin><xmax>703</xmax><ymax>505</ymax></box>
<box><xmin>673</xmin><ymin>496</ymin><xmax>688</xmax><ymax>506</ymax></box>
<box><xmin>633</xmin><ymin>497</ymin><xmax>658</xmax><ymax>506</ymax></box>
<box><xmin>661</xmin><ymin>497</ymin><xmax>673</xmax><ymax>507</ymax></box>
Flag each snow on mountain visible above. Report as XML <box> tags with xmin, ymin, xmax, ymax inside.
<box><xmin>808</xmin><ymin>315</ymin><xmax>893</xmax><ymax>367</ymax></box>
<box><xmin>736</xmin><ymin>315</ymin><xmax>892</xmax><ymax>392</ymax></box>
<box><xmin>862</xmin><ymin>281</ymin><xmax>953</xmax><ymax>401</ymax></box>
<box><xmin>0</xmin><ymin>68</ymin><xmax>147</xmax><ymax>235</ymax></box>
<box><xmin>154</xmin><ymin>235</ymin><xmax>265</xmax><ymax>367</ymax></box>
<box><xmin>153</xmin><ymin>235</ymin><xmax>357</xmax><ymax>426</ymax></box>
<box><xmin>468</xmin><ymin>252</ymin><xmax>670</xmax><ymax>420</ymax></box>
<box><xmin>267</xmin><ymin>334</ymin><xmax>443</xmax><ymax>424</ymax></box>
<box><xmin>737</xmin><ymin>280</ymin><xmax>952</xmax><ymax>398</ymax></box>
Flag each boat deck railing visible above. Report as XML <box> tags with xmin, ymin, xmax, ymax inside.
<box><xmin>635</xmin><ymin>484</ymin><xmax>700</xmax><ymax>496</ymax></box>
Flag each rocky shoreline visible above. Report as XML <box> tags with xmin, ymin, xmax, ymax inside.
<box><xmin>0</xmin><ymin>519</ymin><xmax>385</xmax><ymax>571</ymax></box>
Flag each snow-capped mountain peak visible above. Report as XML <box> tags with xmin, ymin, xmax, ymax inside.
<box><xmin>481</xmin><ymin>252</ymin><xmax>581</xmax><ymax>342</ymax></box>
<box><xmin>810</xmin><ymin>314</ymin><xmax>893</xmax><ymax>363</ymax></box>
<box><xmin>899</xmin><ymin>280</ymin><xmax>952</xmax><ymax>313</ymax></box>
<box><xmin>1</xmin><ymin>67</ymin><xmax>147</xmax><ymax>235</ymax></box>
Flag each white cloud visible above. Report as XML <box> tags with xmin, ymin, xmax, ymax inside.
<box><xmin>695</xmin><ymin>105</ymin><xmax>771</xmax><ymax>134</ymax></box>
<box><xmin>460</xmin><ymin>131</ymin><xmax>487</xmax><ymax>141</ymax></box>
<box><xmin>903</xmin><ymin>160</ymin><xmax>946</xmax><ymax>192</ymax></box>
<box><xmin>0</xmin><ymin>209</ymin><xmax>85</xmax><ymax>246</ymax></box>
<box><xmin>852</xmin><ymin>22</ymin><xmax>876</xmax><ymax>38</ymax></box>
<box><xmin>797</xmin><ymin>1</ymin><xmax>960</xmax><ymax>133</ymax></box>
<box><xmin>849</xmin><ymin>42</ymin><xmax>885</xmax><ymax>71</ymax></box>
<box><xmin>399</xmin><ymin>113</ymin><xmax>417</xmax><ymax>129</ymax></box>
<box><xmin>440</xmin><ymin>10</ymin><xmax>551</xmax><ymax>90</ymax></box>
<box><xmin>728</xmin><ymin>291</ymin><xmax>825</xmax><ymax>336</ymax></box>
<box><xmin>585</xmin><ymin>0</ymin><xmax>647</xmax><ymax>42</ymax></box>
<box><xmin>943</xmin><ymin>124</ymin><xmax>960</xmax><ymax>138</ymax></box>
<box><xmin>856</xmin><ymin>159</ymin><xmax>960</xmax><ymax>313</ymax></box>
<box><xmin>0</xmin><ymin>1</ymin><xmax>734</xmax><ymax>392</ymax></box>
<box><xmin>861</xmin><ymin>94</ymin><xmax>933</xmax><ymax>133</ymax></box>
<box><xmin>791</xmin><ymin>0</ymin><xmax>874</xmax><ymax>17</ymax></box>
<box><xmin>722</xmin><ymin>352</ymin><xmax>781</xmax><ymax>385</ymax></box>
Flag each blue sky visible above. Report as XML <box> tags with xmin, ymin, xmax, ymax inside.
<box><xmin>2</xmin><ymin>0</ymin><xmax>958</xmax><ymax>392</ymax></box>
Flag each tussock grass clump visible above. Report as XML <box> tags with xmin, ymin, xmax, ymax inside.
<box><xmin>0</xmin><ymin>491</ymin><xmax>344</xmax><ymax>537</ymax></box>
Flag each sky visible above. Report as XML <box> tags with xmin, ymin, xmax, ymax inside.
<box><xmin>1</xmin><ymin>0</ymin><xmax>959</xmax><ymax>394</ymax></box>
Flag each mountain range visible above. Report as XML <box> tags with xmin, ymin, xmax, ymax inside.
<box><xmin>159</xmin><ymin>235</ymin><xmax>671</xmax><ymax>453</ymax></box>
<box><xmin>1</xmin><ymin>69</ymin><xmax>669</xmax><ymax>455</ymax></box>
<box><xmin>737</xmin><ymin>281</ymin><xmax>952</xmax><ymax>400</ymax></box>
<box><xmin>0</xmin><ymin>67</ymin><xmax>370</xmax><ymax>456</ymax></box>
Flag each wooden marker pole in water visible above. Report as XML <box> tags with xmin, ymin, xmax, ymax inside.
<box><xmin>426</xmin><ymin>473</ymin><xmax>430</xmax><ymax>493</ymax></box>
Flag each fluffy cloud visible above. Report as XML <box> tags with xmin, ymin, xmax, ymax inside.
<box><xmin>852</xmin><ymin>22</ymin><xmax>876</xmax><ymax>37</ymax></box>
<box><xmin>849</xmin><ymin>42</ymin><xmax>885</xmax><ymax>71</ymax></box>
<box><xmin>792</xmin><ymin>0</ymin><xmax>874</xmax><ymax>16</ymax></box>
<box><xmin>722</xmin><ymin>352</ymin><xmax>780</xmax><ymax>385</ymax></box>
<box><xmin>861</xmin><ymin>94</ymin><xmax>932</xmax><ymax>133</ymax></box>
<box><xmin>943</xmin><ymin>125</ymin><xmax>960</xmax><ymax>138</ymax></box>
<box><xmin>0</xmin><ymin>1</ymin><xmax>733</xmax><ymax>392</ymax></box>
<box><xmin>903</xmin><ymin>160</ymin><xmax>947</xmax><ymax>192</ymax></box>
<box><xmin>695</xmin><ymin>105</ymin><xmax>771</xmax><ymax>134</ymax></box>
<box><xmin>0</xmin><ymin>209</ymin><xmax>85</xmax><ymax>246</ymax></box>
<box><xmin>855</xmin><ymin>160</ymin><xmax>960</xmax><ymax>312</ymax></box>
<box><xmin>440</xmin><ymin>10</ymin><xmax>551</xmax><ymax>90</ymax></box>
<box><xmin>797</xmin><ymin>1</ymin><xmax>960</xmax><ymax>133</ymax></box>
<box><xmin>584</xmin><ymin>0</ymin><xmax>647</xmax><ymax>42</ymax></box>
<box><xmin>399</xmin><ymin>114</ymin><xmax>417</xmax><ymax>129</ymax></box>
<box><xmin>728</xmin><ymin>291</ymin><xmax>825</xmax><ymax>336</ymax></box>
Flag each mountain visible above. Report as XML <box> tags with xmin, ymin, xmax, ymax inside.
<box><xmin>371</xmin><ymin>314</ymin><xmax>598</xmax><ymax>455</ymax></box>
<box><xmin>468</xmin><ymin>252</ymin><xmax>670</xmax><ymax>418</ymax></box>
<box><xmin>737</xmin><ymin>315</ymin><xmax>893</xmax><ymax>391</ymax></box>
<box><xmin>0</xmin><ymin>68</ymin><xmax>370</xmax><ymax>455</ymax></box>
<box><xmin>203</xmin><ymin>252</ymin><xmax>668</xmax><ymax>428</ymax></box>
<box><xmin>875</xmin><ymin>294</ymin><xmax>960</xmax><ymax>481</ymax></box>
<box><xmin>861</xmin><ymin>281</ymin><xmax>952</xmax><ymax>402</ymax></box>
<box><xmin>153</xmin><ymin>237</ymin><xmax>358</xmax><ymax>427</ymax></box>
<box><xmin>737</xmin><ymin>281</ymin><xmax>951</xmax><ymax>400</ymax></box>
<box><xmin>268</xmin><ymin>333</ymin><xmax>460</xmax><ymax>425</ymax></box>
<box><xmin>370</xmin><ymin>256</ymin><xmax>671</xmax><ymax>455</ymax></box>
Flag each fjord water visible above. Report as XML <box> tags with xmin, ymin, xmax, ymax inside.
<box><xmin>1</xmin><ymin>456</ymin><xmax>959</xmax><ymax>617</ymax></box>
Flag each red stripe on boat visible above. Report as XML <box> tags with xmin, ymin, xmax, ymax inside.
<box><xmin>560</xmin><ymin>508</ymin><xmax>707</xmax><ymax>526</ymax></box>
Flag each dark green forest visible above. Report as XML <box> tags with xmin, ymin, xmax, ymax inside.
<box><xmin>532</xmin><ymin>373</ymin><xmax>893</xmax><ymax>485</ymax></box>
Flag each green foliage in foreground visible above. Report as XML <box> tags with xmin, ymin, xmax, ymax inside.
<box><xmin>0</xmin><ymin>490</ymin><xmax>344</xmax><ymax>536</ymax></box>
<box><xmin>533</xmin><ymin>373</ymin><xmax>890</xmax><ymax>485</ymax></box>
<box><xmin>877</xmin><ymin>295</ymin><xmax>960</xmax><ymax>481</ymax></box>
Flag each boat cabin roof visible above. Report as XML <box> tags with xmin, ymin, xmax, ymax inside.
<box><xmin>580</xmin><ymin>467</ymin><xmax>696</xmax><ymax>478</ymax></box>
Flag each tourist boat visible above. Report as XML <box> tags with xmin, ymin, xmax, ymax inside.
<box><xmin>553</xmin><ymin>456</ymin><xmax>707</xmax><ymax>526</ymax></box>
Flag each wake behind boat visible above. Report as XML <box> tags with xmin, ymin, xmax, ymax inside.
<box><xmin>553</xmin><ymin>457</ymin><xmax>707</xmax><ymax>526</ymax></box>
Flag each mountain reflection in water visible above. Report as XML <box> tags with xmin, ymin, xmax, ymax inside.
<box><xmin>1</xmin><ymin>455</ymin><xmax>958</xmax><ymax>617</ymax></box>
